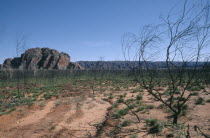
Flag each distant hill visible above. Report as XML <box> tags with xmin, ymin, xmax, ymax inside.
<box><xmin>77</xmin><ymin>61</ymin><xmax>208</xmax><ymax>70</ymax></box>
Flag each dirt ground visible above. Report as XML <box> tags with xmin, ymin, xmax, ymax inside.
<box><xmin>0</xmin><ymin>84</ymin><xmax>210</xmax><ymax>138</ymax></box>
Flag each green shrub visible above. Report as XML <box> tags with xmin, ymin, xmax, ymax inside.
<box><xmin>174</xmin><ymin>89</ymin><xmax>180</xmax><ymax>94</ymax></box>
<box><xmin>55</xmin><ymin>101</ymin><xmax>61</xmax><ymax>106</ymax></box>
<box><xmin>20</xmin><ymin>98</ymin><xmax>34</xmax><ymax>107</ymax></box>
<box><xmin>195</xmin><ymin>97</ymin><xmax>205</xmax><ymax>105</ymax></box>
<box><xmin>146</xmin><ymin>118</ymin><xmax>158</xmax><ymax>127</ymax></box>
<box><xmin>121</xmin><ymin>120</ymin><xmax>131</xmax><ymax>127</ymax></box>
<box><xmin>9</xmin><ymin>107</ymin><xmax>16</xmax><ymax>113</ymax></box>
<box><xmin>191</xmin><ymin>92</ymin><xmax>199</xmax><ymax>96</ymax></box>
<box><xmin>112</xmin><ymin>113</ymin><xmax>121</xmax><ymax>119</ymax></box>
<box><xmin>206</xmin><ymin>99</ymin><xmax>210</xmax><ymax>103</ymax></box>
<box><xmin>128</xmin><ymin>104</ymin><xmax>136</xmax><ymax>109</ymax></box>
<box><xmin>146</xmin><ymin>105</ymin><xmax>154</xmax><ymax>109</ymax></box>
<box><xmin>39</xmin><ymin>102</ymin><xmax>45</xmax><ymax>107</ymax></box>
<box><xmin>118</xmin><ymin>108</ymin><xmax>129</xmax><ymax>116</ymax></box>
<box><xmin>136</xmin><ymin>94</ymin><xmax>143</xmax><ymax>100</ymax></box>
<box><xmin>111</xmin><ymin>102</ymin><xmax>119</xmax><ymax>109</ymax></box>
<box><xmin>136</xmin><ymin>107</ymin><xmax>144</xmax><ymax>112</ymax></box>
<box><xmin>129</xmin><ymin>134</ymin><xmax>137</xmax><ymax>138</ymax></box>
<box><xmin>117</xmin><ymin>98</ymin><xmax>124</xmax><ymax>103</ymax></box>
<box><xmin>145</xmin><ymin>118</ymin><xmax>163</xmax><ymax>134</ymax></box>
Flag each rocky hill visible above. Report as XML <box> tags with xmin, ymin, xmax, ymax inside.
<box><xmin>77</xmin><ymin>61</ymin><xmax>208</xmax><ymax>70</ymax></box>
<box><xmin>2</xmin><ymin>47</ymin><xmax>83</xmax><ymax>70</ymax></box>
<box><xmin>1</xmin><ymin>48</ymin><xmax>208</xmax><ymax>70</ymax></box>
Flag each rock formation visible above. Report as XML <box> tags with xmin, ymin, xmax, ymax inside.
<box><xmin>68</xmin><ymin>62</ymin><xmax>85</xmax><ymax>70</ymax></box>
<box><xmin>2</xmin><ymin>47</ymin><xmax>83</xmax><ymax>70</ymax></box>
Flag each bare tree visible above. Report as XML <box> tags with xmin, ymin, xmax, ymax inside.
<box><xmin>16</xmin><ymin>32</ymin><xmax>26</xmax><ymax>100</ymax></box>
<box><xmin>122</xmin><ymin>0</ymin><xmax>210</xmax><ymax>124</ymax></box>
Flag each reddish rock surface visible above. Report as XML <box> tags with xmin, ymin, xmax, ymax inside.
<box><xmin>2</xmin><ymin>47</ymin><xmax>81</xmax><ymax>70</ymax></box>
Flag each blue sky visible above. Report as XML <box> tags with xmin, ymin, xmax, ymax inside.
<box><xmin>0</xmin><ymin>0</ymin><xmax>186</xmax><ymax>63</ymax></box>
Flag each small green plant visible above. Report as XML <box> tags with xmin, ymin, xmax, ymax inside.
<box><xmin>136</xmin><ymin>94</ymin><xmax>143</xmax><ymax>101</ymax></box>
<box><xmin>195</xmin><ymin>97</ymin><xmax>205</xmax><ymax>105</ymax></box>
<box><xmin>136</xmin><ymin>107</ymin><xmax>144</xmax><ymax>112</ymax></box>
<box><xmin>39</xmin><ymin>102</ymin><xmax>45</xmax><ymax>107</ymax></box>
<box><xmin>121</xmin><ymin>120</ymin><xmax>131</xmax><ymax>127</ymax></box>
<box><xmin>117</xmin><ymin>97</ymin><xmax>124</xmax><ymax>103</ymax></box>
<box><xmin>9</xmin><ymin>107</ymin><xmax>16</xmax><ymax>113</ymax></box>
<box><xmin>55</xmin><ymin>101</ymin><xmax>61</xmax><ymax>106</ymax></box>
<box><xmin>146</xmin><ymin>105</ymin><xmax>154</xmax><ymax>109</ymax></box>
<box><xmin>174</xmin><ymin>89</ymin><xmax>180</xmax><ymax>94</ymax></box>
<box><xmin>118</xmin><ymin>108</ymin><xmax>129</xmax><ymax>116</ymax></box>
<box><xmin>111</xmin><ymin>102</ymin><xmax>119</xmax><ymax>109</ymax></box>
<box><xmin>145</xmin><ymin>118</ymin><xmax>163</xmax><ymax>134</ymax></box>
<box><xmin>49</xmin><ymin>125</ymin><xmax>56</xmax><ymax>130</ymax></box>
<box><xmin>113</xmin><ymin>107</ymin><xmax>129</xmax><ymax>119</ymax></box>
<box><xmin>129</xmin><ymin>134</ymin><xmax>137</xmax><ymax>138</ymax></box>
<box><xmin>191</xmin><ymin>92</ymin><xmax>199</xmax><ymax>96</ymax></box>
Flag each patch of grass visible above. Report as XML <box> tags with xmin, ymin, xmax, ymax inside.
<box><xmin>174</xmin><ymin>89</ymin><xmax>180</xmax><ymax>94</ymax></box>
<box><xmin>118</xmin><ymin>108</ymin><xmax>129</xmax><ymax>116</ymax></box>
<box><xmin>136</xmin><ymin>94</ymin><xmax>143</xmax><ymax>101</ymax></box>
<box><xmin>121</xmin><ymin>120</ymin><xmax>131</xmax><ymax>127</ymax></box>
<box><xmin>136</xmin><ymin>107</ymin><xmax>144</xmax><ymax>112</ymax></box>
<box><xmin>145</xmin><ymin>118</ymin><xmax>158</xmax><ymax>127</ymax></box>
<box><xmin>55</xmin><ymin>101</ymin><xmax>61</xmax><ymax>106</ymax></box>
<box><xmin>8</xmin><ymin>107</ymin><xmax>16</xmax><ymax>113</ymax></box>
<box><xmin>128</xmin><ymin>104</ymin><xmax>137</xmax><ymax>109</ymax></box>
<box><xmin>195</xmin><ymin>97</ymin><xmax>205</xmax><ymax>105</ymax></box>
<box><xmin>145</xmin><ymin>118</ymin><xmax>163</xmax><ymax>134</ymax></box>
<box><xmin>111</xmin><ymin>102</ymin><xmax>119</xmax><ymax>109</ymax></box>
<box><xmin>39</xmin><ymin>102</ymin><xmax>46</xmax><ymax>107</ymax></box>
<box><xmin>49</xmin><ymin>125</ymin><xmax>56</xmax><ymax>130</ymax></box>
<box><xmin>146</xmin><ymin>105</ymin><xmax>154</xmax><ymax>109</ymax></box>
<box><xmin>113</xmin><ymin>107</ymin><xmax>129</xmax><ymax>119</ymax></box>
<box><xmin>206</xmin><ymin>99</ymin><xmax>210</xmax><ymax>103</ymax></box>
<box><xmin>18</xmin><ymin>108</ymin><xmax>23</xmax><ymax>112</ymax></box>
<box><xmin>191</xmin><ymin>92</ymin><xmax>199</xmax><ymax>96</ymax></box>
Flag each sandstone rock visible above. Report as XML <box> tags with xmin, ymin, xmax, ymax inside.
<box><xmin>21</xmin><ymin>48</ymin><xmax>43</xmax><ymax>70</ymax></box>
<box><xmin>11</xmin><ymin>57</ymin><xmax>22</xmax><ymax>69</ymax></box>
<box><xmin>56</xmin><ymin>52</ymin><xmax>70</xmax><ymax>70</ymax></box>
<box><xmin>2</xmin><ymin>47</ymin><xmax>83</xmax><ymax>70</ymax></box>
<box><xmin>68</xmin><ymin>62</ymin><xmax>85</xmax><ymax>70</ymax></box>
<box><xmin>3</xmin><ymin>58</ymin><xmax>13</xmax><ymax>68</ymax></box>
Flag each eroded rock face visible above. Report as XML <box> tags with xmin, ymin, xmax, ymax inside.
<box><xmin>68</xmin><ymin>62</ymin><xmax>85</xmax><ymax>70</ymax></box>
<box><xmin>2</xmin><ymin>47</ymin><xmax>80</xmax><ymax>70</ymax></box>
<box><xmin>3</xmin><ymin>58</ymin><xmax>13</xmax><ymax>69</ymax></box>
<box><xmin>57</xmin><ymin>52</ymin><xmax>70</xmax><ymax>70</ymax></box>
<box><xmin>21</xmin><ymin>48</ymin><xmax>43</xmax><ymax>70</ymax></box>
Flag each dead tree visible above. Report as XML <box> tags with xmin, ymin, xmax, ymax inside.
<box><xmin>122</xmin><ymin>0</ymin><xmax>210</xmax><ymax>124</ymax></box>
<box><xmin>16</xmin><ymin>33</ymin><xmax>26</xmax><ymax>99</ymax></box>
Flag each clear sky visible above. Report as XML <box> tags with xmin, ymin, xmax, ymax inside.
<box><xmin>0</xmin><ymin>0</ymin><xmax>187</xmax><ymax>63</ymax></box>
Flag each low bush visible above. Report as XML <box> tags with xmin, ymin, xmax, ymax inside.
<box><xmin>195</xmin><ymin>97</ymin><xmax>205</xmax><ymax>105</ymax></box>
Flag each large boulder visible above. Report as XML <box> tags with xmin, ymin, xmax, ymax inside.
<box><xmin>11</xmin><ymin>57</ymin><xmax>22</xmax><ymax>69</ymax></box>
<box><xmin>56</xmin><ymin>52</ymin><xmax>70</xmax><ymax>69</ymax></box>
<box><xmin>2</xmin><ymin>47</ymin><xmax>81</xmax><ymax>70</ymax></box>
<box><xmin>68</xmin><ymin>62</ymin><xmax>85</xmax><ymax>70</ymax></box>
<box><xmin>21</xmin><ymin>48</ymin><xmax>43</xmax><ymax>70</ymax></box>
<box><xmin>3</xmin><ymin>58</ymin><xmax>13</xmax><ymax>69</ymax></box>
<box><xmin>38</xmin><ymin>48</ymin><xmax>60</xmax><ymax>69</ymax></box>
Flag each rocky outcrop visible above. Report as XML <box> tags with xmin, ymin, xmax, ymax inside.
<box><xmin>2</xmin><ymin>47</ymin><xmax>83</xmax><ymax>70</ymax></box>
<box><xmin>68</xmin><ymin>62</ymin><xmax>85</xmax><ymax>70</ymax></box>
<box><xmin>57</xmin><ymin>52</ymin><xmax>70</xmax><ymax>70</ymax></box>
<box><xmin>3</xmin><ymin>58</ymin><xmax>13</xmax><ymax>69</ymax></box>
